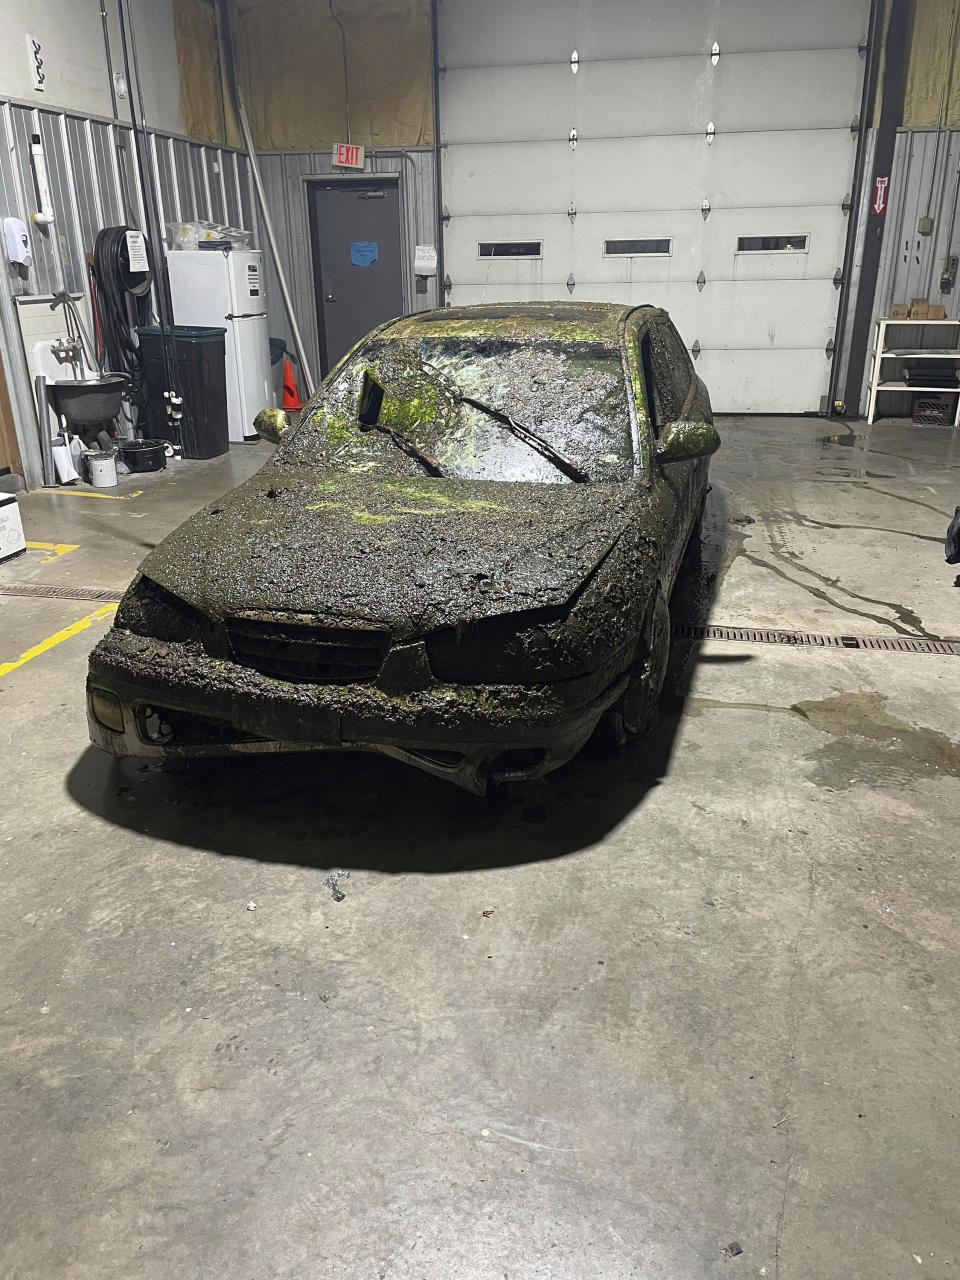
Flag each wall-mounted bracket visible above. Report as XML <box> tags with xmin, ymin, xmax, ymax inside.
<box><xmin>701</xmin><ymin>197</ymin><xmax>711</xmax><ymax>220</ymax></box>
<box><xmin>697</xmin><ymin>270</ymin><xmax>706</xmax><ymax>292</ymax></box>
<box><xmin>705</xmin><ymin>121</ymin><xmax>715</xmax><ymax>144</ymax></box>
<box><xmin>567</xmin><ymin>202</ymin><xmax>577</xmax><ymax>223</ymax></box>
<box><xmin>833</xmin><ymin>268</ymin><xmax>843</xmax><ymax>289</ymax></box>
<box><xmin>566</xmin><ymin>273</ymin><xmax>576</xmax><ymax>293</ymax></box>
<box><xmin>825</xmin><ymin>338</ymin><xmax>835</xmax><ymax>358</ymax></box>
<box><xmin>691</xmin><ymin>339</ymin><xmax>701</xmax><ymax>360</ymax></box>
<box><xmin>569</xmin><ymin>128</ymin><xmax>578</xmax><ymax>150</ymax></box>
<box><xmin>570</xmin><ymin>49</ymin><xmax>579</xmax><ymax>73</ymax></box>
<box><xmin>711</xmin><ymin>41</ymin><xmax>720</xmax><ymax>65</ymax></box>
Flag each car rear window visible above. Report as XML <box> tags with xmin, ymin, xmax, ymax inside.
<box><xmin>285</xmin><ymin>335</ymin><xmax>634</xmax><ymax>484</ymax></box>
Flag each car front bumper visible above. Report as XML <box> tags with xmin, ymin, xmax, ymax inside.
<box><xmin>87</xmin><ymin>629</ymin><xmax>629</xmax><ymax>794</ymax></box>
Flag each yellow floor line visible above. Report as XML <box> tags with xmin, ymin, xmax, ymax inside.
<box><xmin>26</xmin><ymin>541</ymin><xmax>79</xmax><ymax>562</ymax></box>
<box><xmin>0</xmin><ymin>603</ymin><xmax>118</xmax><ymax>678</ymax></box>
<box><xmin>35</xmin><ymin>489</ymin><xmax>143</xmax><ymax>501</ymax></box>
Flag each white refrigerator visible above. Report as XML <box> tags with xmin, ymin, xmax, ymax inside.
<box><xmin>165</xmin><ymin>249</ymin><xmax>275</xmax><ymax>442</ymax></box>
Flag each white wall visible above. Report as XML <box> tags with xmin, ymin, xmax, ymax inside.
<box><xmin>0</xmin><ymin>0</ymin><xmax>185</xmax><ymax>135</ymax></box>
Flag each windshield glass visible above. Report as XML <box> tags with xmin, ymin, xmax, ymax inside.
<box><xmin>279</xmin><ymin>335</ymin><xmax>634</xmax><ymax>483</ymax></box>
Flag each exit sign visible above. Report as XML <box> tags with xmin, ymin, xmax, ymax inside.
<box><xmin>333</xmin><ymin>142</ymin><xmax>365</xmax><ymax>169</ymax></box>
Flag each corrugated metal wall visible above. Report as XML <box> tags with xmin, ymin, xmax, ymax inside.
<box><xmin>0</xmin><ymin>96</ymin><xmax>256</xmax><ymax>486</ymax></box>
<box><xmin>841</xmin><ymin>126</ymin><xmax>960</xmax><ymax>413</ymax></box>
<box><xmin>874</xmin><ymin>128</ymin><xmax>960</xmax><ymax>316</ymax></box>
<box><xmin>0</xmin><ymin>104</ymin><xmax>438</xmax><ymax>485</ymax></box>
<box><xmin>256</xmin><ymin>146</ymin><xmax>438</xmax><ymax>381</ymax></box>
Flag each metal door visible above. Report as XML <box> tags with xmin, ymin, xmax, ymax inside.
<box><xmin>309</xmin><ymin>179</ymin><xmax>404</xmax><ymax>374</ymax></box>
<box><xmin>437</xmin><ymin>0</ymin><xmax>870</xmax><ymax>413</ymax></box>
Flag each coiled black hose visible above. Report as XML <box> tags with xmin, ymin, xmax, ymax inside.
<box><xmin>91</xmin><ymin>225</ymin><xmax>155</xmax><ymax>406</ymax></box>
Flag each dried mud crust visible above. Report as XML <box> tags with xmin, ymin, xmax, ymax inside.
<box><xmin>89</xmin><ymin>629</ymin><xmax>626</xmax><ymax>739</ymax></box>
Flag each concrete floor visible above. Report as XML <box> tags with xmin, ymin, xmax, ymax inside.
<box><xmin>1</xmin><ymin>417</ymin><xmax>958</xmax><ymax>1278</ymax></box>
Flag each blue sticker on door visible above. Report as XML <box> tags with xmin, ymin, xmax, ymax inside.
<box><xmin>350</xmin><ymin>241</ymin><xmax>379</xmax><ymax>266</ymax></box>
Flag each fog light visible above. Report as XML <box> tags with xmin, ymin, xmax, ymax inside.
<box><xmin>90</xmin><ymin>688</ymin><xmax>125</xmax><ymax>733</ymax></box>
<box><xmin>140</xmin><ymin>705</ymin><xmax>173</xmax><ymax>744</ymax></box>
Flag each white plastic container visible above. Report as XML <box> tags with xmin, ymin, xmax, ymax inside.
<box><xmin>0</xmin><ymin>492</ymin><xmax>26</xmax><ymax>562</ymax></box>
<box><xmin>88</xmin><ymin>451</ymin><xmax>117</xmax><ymax>487</ymax></box>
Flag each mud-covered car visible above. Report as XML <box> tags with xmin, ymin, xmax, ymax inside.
<box><xmin>87</xmin><ymin>302</ymin><xmax>719</xmax><ymax>793</ymax></box>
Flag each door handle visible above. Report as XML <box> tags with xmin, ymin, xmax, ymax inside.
<box><xmin>325</xmin><ymin>293</ymin><xmax>337</xmax><ymax>302</ymax></box>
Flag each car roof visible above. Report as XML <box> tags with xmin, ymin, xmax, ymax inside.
<box><xmin>386</xmin><ymin>301</ymin><xmax>661</xmax><ymax>345</ymax></box>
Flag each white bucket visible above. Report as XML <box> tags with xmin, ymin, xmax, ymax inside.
<box><xmin>89</xmin><ymin>451</ymin><xmax>118</xmax><ymax>487</ymax></box>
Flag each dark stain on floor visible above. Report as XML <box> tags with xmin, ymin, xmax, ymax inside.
<box><xmin>793</xmin><ymin>690</ymin><xmax>960</xmax><ymax>790</ymax></box>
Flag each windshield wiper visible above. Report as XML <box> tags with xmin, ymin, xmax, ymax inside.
<box><xmin>357</xmin><ymin>369</ymin><xmax>446</xmax><ymax>478</ymax></box>
<box><xmin>420</xmin><ymin>362</ymin><xmax>589</xmax><ymax>483</ymax></box>
<box><xmin>458</xmin><ymin>394</ymin><xmax>589</xmax><ymax>483</ymax></box>
<box><xmin>362</xmin><ymin>418</ymin><xmax>446</xmax><ymax>478</ymax></box>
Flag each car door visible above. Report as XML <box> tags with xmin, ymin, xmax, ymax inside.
<box><xmin>639</xmin><ymin>314</ymin><xmax>702</xmax><ymax>592</ymax></box>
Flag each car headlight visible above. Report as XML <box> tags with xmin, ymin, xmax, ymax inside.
<box><xmin>426</xmin><ymin>542</ymin><xmax>648</xmax><ymax>685</ymax></box>
<box><xmin>114</xmin><ymin>574</ymin><xmax>201</xmax><ymax>642</ymax></box>
<box><xmin>427</xmin><ymin>603</ymin><xmax>631</xmax><ymax>685</ymax></box>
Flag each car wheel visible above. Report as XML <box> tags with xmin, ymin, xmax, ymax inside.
<box><xmin>603</xmin><ymin>589</ymin><xmax>670</xmax><ymax>750</ymax></box>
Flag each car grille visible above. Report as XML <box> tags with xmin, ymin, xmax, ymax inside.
<box><xmin>226</xmin><ymin>613</ymin><xmax>390</xmax><ymax>684</ymax></box>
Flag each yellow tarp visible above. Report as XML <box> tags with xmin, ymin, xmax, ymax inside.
<box><xmin>174</xmin><ymin>0</ymin><xmax>433</xmax><ymax>150</ymax></box>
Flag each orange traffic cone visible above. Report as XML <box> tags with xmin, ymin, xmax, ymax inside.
<box><xmin>282</xmin><ymin>357</ymin><xmax>302</xmax><ymax>410</ymax></box>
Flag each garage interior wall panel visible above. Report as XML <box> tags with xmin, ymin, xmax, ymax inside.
<box><xmin>255</xmin><ymin>148</ymin><xmax>439</xmax><ymax>379</ymax></box>
<box><xmin>843</xmin><ymin>127</ymin><xmax>960</xmax><ymax>414</ymax></box>
<box><xmin>0</xmin><ymin>97</ymin><xmax>255</xmax><ymax>486</ymax></box>
<box><xmin>437</xmin><ymin>0</ymin><xmax>870</xmax><ymax>413</ymax></box>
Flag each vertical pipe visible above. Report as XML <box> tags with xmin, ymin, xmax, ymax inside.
<box><xmin>35</xmin><ymin>376</ymin><xmax>56</xmax><ymax>487</ymax></box>
<box><xmin>56</xmin><ymin>113</ymin><xmax>87</xmax><ymax>302</ymax></box>
<box><xmin>100</xmin><ymin>0</ymin><xmax>119</xmax><ymax>120</ymax></box>
<box><xmin>430</xmin><ymin>0</ymin><xmax>445</xmax><ymax>305</ymax></box>
<box><xmin>236</xmin><ymin>93</ymin><xmax>316</xmax><ymax>394</ymax></box>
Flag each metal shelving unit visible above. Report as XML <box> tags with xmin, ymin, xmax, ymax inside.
<box><xmin>867</xmin><ymin>317</ymin><xmax>960</xmax><ymax>425</ymax></box>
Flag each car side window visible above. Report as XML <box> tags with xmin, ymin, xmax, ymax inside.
<box><xmin>639</xmin><ymin>330</ymin><xmax>663</xmax><ymax>437</ymax></box>
<box><xmin>645</xmin><ymin>318</ymin><xmax>693</xmax><ymax>427</ymax></box>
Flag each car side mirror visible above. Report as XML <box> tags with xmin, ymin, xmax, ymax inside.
<box><xmin>254</xmin><ymin>407</ymin><xmax>291</xmax><ymax>444</ymax></box>
<box><xmin>656</xmin><ymin>419</ymin><xmax>721</xmax><ymax>463</ymax></box>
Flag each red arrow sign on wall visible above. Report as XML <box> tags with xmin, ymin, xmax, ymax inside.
<box><xmin>872</xmin><ymin>175</ymin><xmax>889</xmax><ymax>215</ymax></box>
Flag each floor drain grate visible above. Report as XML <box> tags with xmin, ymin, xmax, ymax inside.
<box><xmin>674</xmin><ymin>622</ymin><xmax>960</xmax><ymax>656</ymax></box>
<box><xmin>0</xmin><ymin>583</ymin><xmax>120</xmax><ymax>603</ymax></box>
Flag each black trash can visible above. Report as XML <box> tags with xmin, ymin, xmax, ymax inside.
<box><xmin>137</xmin><ymin>325</ymin><xmax>229</xmax><ymax>459</ymax></box>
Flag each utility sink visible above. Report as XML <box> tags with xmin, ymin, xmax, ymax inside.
<box><xmin>48</xmin><ymin>374</ymin><xmax>127</xmax><ymax>425</ymax></box>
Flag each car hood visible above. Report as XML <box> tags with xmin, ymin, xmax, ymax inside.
<box><xmin>139</xmin><ymin>466</ymin><xmax>639</xmax><ymax>638</ymax></box>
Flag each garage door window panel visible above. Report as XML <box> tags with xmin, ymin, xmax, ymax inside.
<box><xmin>737</xmin><ymin>235</ymin><xmax>809</xmax><ymax>253</ymax></box>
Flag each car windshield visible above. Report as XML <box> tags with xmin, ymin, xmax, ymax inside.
<box><xmin>279</xmin><ymin>334</ymin><xmax>634</xmax><ymax>483</ymax></box>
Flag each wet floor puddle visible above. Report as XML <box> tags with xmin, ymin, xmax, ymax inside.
<box><xmin>688</xmin><ymin>690</ymin><xmax>960</xmax><ymax>790</ymax></box>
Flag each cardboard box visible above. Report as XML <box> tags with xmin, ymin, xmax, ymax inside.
<box><xmin>889</xmin><ymin>303</ymin><xmax>911</xmax><ymax>319</ymax></box>
<box><xmin>910</xmin><ymin>298</ymin><xmax>930</xmax><ymax>319</ymax></box>
<box><xmin>927</xmin><ymin>304</ymin><xmax>947</xmax><ymax>320</ymax></box>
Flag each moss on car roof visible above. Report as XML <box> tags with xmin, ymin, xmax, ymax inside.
<box><xmin>387</xmin><ymin>301</ymin><xmax>656</xmax><ymax>345</ymax></box>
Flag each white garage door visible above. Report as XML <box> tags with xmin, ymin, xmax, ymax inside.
<box><xmin>437</xmin><ymin>0</ymin><xmax>869</xmax><ymax>413</ymax></box>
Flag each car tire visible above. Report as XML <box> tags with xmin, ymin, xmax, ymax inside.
<box><xmin>601</xmin><ymin>588</ymin><xmax>670</xmax><ymax>751</ymax></box>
